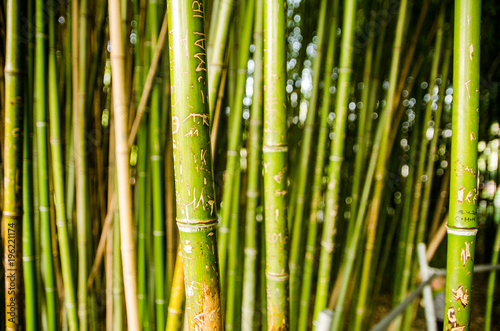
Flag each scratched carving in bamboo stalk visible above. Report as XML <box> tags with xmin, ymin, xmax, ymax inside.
<box><xmin>167</xmin><ymin>0</ymin><xmax>222</xmax><ymax>329</ymax></box>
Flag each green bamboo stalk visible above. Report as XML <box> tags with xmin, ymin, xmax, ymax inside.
<box><xmin>225</xmin><ymin>161</ymin><xmax>242</xmax><ymax>331</ymax></box>
<box><xmin>485</xmin><ymin>187</ymin><xmax>500</xmax><ymax>331</ymax></box>
<box><xmin>241</xmin><ymin>0</ymin><xmax>263</xmax><ymax>327</ymax></box>
<box><xmin>167</xmin><ymin>0</ymin><xmax>223</xmax><ymax>328</ymax></box>
<box><xmin>72</xmin><ymin>0</ymin><xmax>91</xmax><ymax>328</ymax></box>
<box><xmin>34</xmin><ymin>0</ymin><xmax>58</xmax><ymax>328</ymax></box>
<box><xmin>148</xmin><ymin>0</ymin><xmax>166</xmax><ymax>327</ymax></box>
<box><xmin>312</xmin><ymin>0</ymin><xmax>357</xmax><ymax>324</ymax></box>
<box><xmin>112</xmin><ymin>205</ymin><xmax>124</xmax><ymax>331</ymax></box>
<box><xmin>419</xmin><ymin>14</ymin><xmax>451</xmax><ymax>245</ymax></box>
<box><xmin>108</xmin><ymin>0</ymin><xmax>141</xmax><ymax>328</ymax></box>
<box><xmin>263</xmin><ymin>0</ymin><xmax>289</xmax><ymax>328</ymax></box>
<box><xmin>415</xmin><ymin>2</ymin><xmax>446</xmax><ymax>247</ymax></box>
<box><xmin>47</xmin><ymin>0</ymin><xmax>78</xmax><ymax>328</ymax></box>
<box><xmin>207</xmin><ymin>0</ymin><xmax>234</xmax><ymax>123</ymax></box>
<box><xmin>2</xmin><ymin>0</ymin><xmax>25</xmax><ymax>330</ymax></box>
<box><xmin>331</xmin><ymin>1</ymin><xmax>408</xmax><ymax>329</ymax></box>
<box><xmin>217</xmin><ymin>0</ymin><xmax>255</xmax><ymax>293</ymax></box>
<box><xmin>288</xmin><ymin>1</ymin><xmax>328</xmax><ymax>327</ymax></box>
<box><xmin>165</xmin><ymin>248</ymin><xmax>185</xmax><ymax>330</ymax></box>
<box><xmin>22</xmin><ymin>0</ymin><xmax>38</xmax><ymax>328</ymax></box>
<box><xmin>359</xmin><ymin>5</ymin><xmax>418</xmax><ymax>331</ymax></box>
<box><xmin>444</xmin><ymin>0</ymin><xmax>480</xmax><ymax>328</ymax></box>
<box><xmin>297</xmin><ymin>4</ymin><xmax>339</xmax><ymax>329</ymax></box>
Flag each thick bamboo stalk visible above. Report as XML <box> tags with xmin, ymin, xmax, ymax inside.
<box><xmin>241</xmin><ymin>0</ymin><xmax>263</xmax><ymax>327</ymax></box>
<box><xmin>34</xmin><ymin>0</ymin><xmax>58</xmax><ymax>327</ymax></box>
<box><xmin>167</xmin><ymin>0</ymin><xmax>223</xmax><ymax>328</ymax></box>
<box><xmin>108</xmin><ymin>0</ymin><xmax>140</xmax><ymax>328</ymax></box>
<box><xmin>48</xmin><ymin>0</ymin><xmax>78</xmax><ymax>328</ymax></box>
<box><xmin>444</xmin><ymin>0</ymin><xmax>481</xmax><ymax>328</ymax></box>
<box><xmin>263</xmin><ymin>0</ymin><xmax>289</xmax><ymax>329</ymax></box>
<box><xmin>3</xmin><ymin>0</ymin><xmax>25</xmax><ymax>328</ymax></box>
<box><xmin>312</xmin><ymin>0</ymin><xmax>357</xmax><ymax>324</ymax></box>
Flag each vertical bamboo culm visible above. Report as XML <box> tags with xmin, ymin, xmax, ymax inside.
<box><xmin>444</xmin><ymin>0</ymin><xmax>481</xmax><ymax>328</ymax></box>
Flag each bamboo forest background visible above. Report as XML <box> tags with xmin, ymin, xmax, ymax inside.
<box><xmin>1</xmin><ymin>0</ymin><xmax>500</xmax><ymax>330</ymax></box>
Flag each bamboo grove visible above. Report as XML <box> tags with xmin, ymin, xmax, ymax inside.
<box><xmin>1</xmin><ymin>0</ymin><xmax>500</xmax><ymax>330</ymax></box>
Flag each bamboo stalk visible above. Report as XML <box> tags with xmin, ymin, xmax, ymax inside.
<box><xmin>207</xmin><ymin>0</ymin><xmax>234</xmax><ymax>123</ymax></box>
<box><xmin>313</xmin><ymin>0</ymin><xmax>357</xmax><ymax>324</ymax></box>
<box><xmin>288</xmin><ymin>1</ymin><xmax>328</xmax><ymax>327</ymax></box>
<box><xmin>167</xmin><ymin>0</ymin><xmax>223</xmax><ymax>328</ymax></box>
<box><xmin>48</xmin><ymin>0</ymin><xmax>78</xmax><ymax>328</ymax></box>
<box><xmin>444</xmin><ymin>0</ymin><xmax>481</xmax><ymax>328</ymax></box>
<box><xmin>108</xmin><ymin>0</ymin><xmax>140</xmax><ymax>328</ymax></box>
<box><xmin>241</xmin><ymin>0</ymin><xmax>263</xmax><ymax>327</ymax></box>
<box><xmin>297</xmin><ymin>3</ymin><xmax>339</xmax><ymax>329</ymax></box>
<box><xmin>34</xmin><ymin>0</ymin><xmax>58</xmax><ymax>327</ymax></box>
<box><xmin>485</xmin><ymin>188</ymin><xmax>500</xmax><ymax>331</ymax></box>
<box><xmin>263</xmin><ymin>0</ymin><xmax>289</xmax><ymax>328</ymax></box>
<box><xmin>217</xmin><ymin>0</ymin><xmax>255</xmax><ymax>293</ymax></box>
<box><xmin>147</xmin><ymin>0</ymin><xmax>167</xmax><ymax>328</ymax></box>
<box><xmin>165</xmin><ymin>248</ymin><xmax>185</xmax><ymax>330</ymax></box>
<box><xmin>3</xmin><ymin>0</ymin><xmax>25</xmax><ymax>328</ymax></box>
<box><xmin>22</xmin><ymin>0</ymin><xmax>38</xmax><ymax>328</ymax></box>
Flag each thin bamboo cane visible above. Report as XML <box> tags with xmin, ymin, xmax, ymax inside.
<box><xmin>165</xmin><ymin>248</ymin><xmax>185</xmax><ymax>330</ymax></box>
<box><xmin>112</xmin><ymin>204</ymin><xmax>124</xmax><ymax>331</ymax></box>
<box><xmin>147</xmin><ymin>0</ymin><xmax>167</xmax><ymax>327</ymax></box>
<box><xmin>485</xmin><ymin>188</ymin><xmax>500</xmax><ymax>331</ymax></box>
<box><xmin>3</xmin><ymin>0</ymin><xmax>25</xmax><ymax>328</ymax></box>
<box><xmin>288</xmin><ymin>1</ymin><xmax>328</xmax><ymax>327</ymax></box>
<box><xmin>34</xmin><ymin>0</ymin><xmax>58</xmax><ymax>327</ymax></box>
<box><xmin>108</xmin><ymin>0</ymin><xmax>140</xmax><ymax>328</ymax></box>
<box><xmin>47</xmin><ymin>0</ymin><xmax>78</xmax><ymax>328</ymax></box>
<box><xmin>297</xmin><ymin>4</ymin><xmax>339</xmax><ymax>329</ymax></box>
<box><xmin>207</xmin><ymin>0</ymin><xmax>234</xmax><ymax>123</ymax></box>
<box><xmin>262</xmin><ymin>0</ymin><xmax>289</xmax><ymax>329</ymax></box>
<box><xmin>241</xmin><ymin>0</ymin><xmax>263</xmax><ymax>327</ymax></box>
<box><xmin>167</xmin><ymin>0</ymin><xmax>223</xmax><ymax>328</ymax></box>
<box><xmin>419</xmin><ymin>27</ymin><xmax>452</xmax><ymax>244</ymax></box>
<box><xmin>312</xmin><ymin>0</ymin><xmax>357</xmax><ymax>324</ymax></box>
<box><xmin>217</xmin><ymin>0</ymin><xmax>255</xmax><ymax>293</ymax></box>
<box><xmin>332</xmin><ymin>2</ymin><xmax>408</xmax><ymax>329</ymax></box>
<box><xmin>444</xmin><ymin>0</ymin><xmax>481</xmax><ymax>328</ymax></box>
<box><xmin>225</xmin><ymin>160</ymin><xmax>242</xmax><ymax>330</ymax></box>
<box><xmin>22</xmin><ymin>0</ymin><xmax>38</xmax><ymax>328</ymax></box>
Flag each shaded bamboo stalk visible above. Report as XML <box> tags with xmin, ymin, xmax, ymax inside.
<box><xmin>48</xmin><ymin>0</ymin><xmax>78</xmax><ymax>327</ymax></box>
<box><xmin>444</xmin><ymin>0</ymin><xmax>481</xmax><ymax>328</ymax></box>
<box><xmin>485</xmin><ymin>187</ymin><xmax>500</xmax><ymax>331</ymax></box>
<box><xmin>35</xmin><ymin>0</ymin><xmax>58</xmax><ymax>327</ymax></box>
<box><xmin>217</xmin><ymin>0</ymin><xmax>255</xmax><ymax>293</ymax></box>
<box><xmin>207</xmin><ymin>0</ymin><xmax>234</xmax><ymax>123</ymax></box>
<box><xmin>108</xmin><ymin>0</ymin><xmax>140</xmax><ymax>327</ymax></box>
<box><xmin>297</xmin><ymin>3</ymin><xmax>339</xmax><ymax>329</ymax></box>
<box><xmin>3</xmin><ymin>0</ymin><xmax>25</xmax><ymax>328</ymax></box>
<box><xmin>22</xmin><ymin>0</ymin><xmax>38</xmax><ymax>327</ymax></box>
<box><xmin>241</xmin><ymin>0</ymin><xmax>263</xmax><ymax>327</ymax></box>
<box><xmin>313</xmin><ymin>0</ymin><xmax>357</xmax><ymax>324</ymax></box>
<box><xmin>148</xmin><ymin>0</ymin><xmax>167</xmax><ymax>327</ymax></box>
<box><xmin>166</xmin><ymin>248</ymin><xmax>185</xmax><ymax>330</ymax></box>
<box><xmin>288</xmin><ymin>0</ymin><xmax>329</xmax><ymax>327</ymax></box>
<box><xmin>167</xmin><ymin>0</ymin><xmax>223</xmax><ymax>328</ymax></box>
